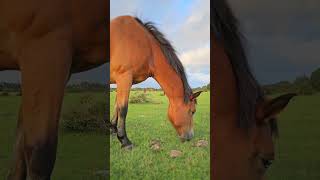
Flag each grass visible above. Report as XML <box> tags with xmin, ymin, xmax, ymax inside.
<box><xmin>110</xmin><ymin>91</ymin><xmax>210</xmax><ymax>180</ymax></box>
<box><xmin>3</xmin><ymin>90</ymin><xmax>319</xmax><ymax>179</ymax></box>
<box><xmin>267</xmin><ymin>93</ymin><xmax>320</xmax><ymax>180</ymax></box>
<box><xmin>0</xmin><ymin>92</ymin><xmax>107</xmax><ymax>180</ymax></box>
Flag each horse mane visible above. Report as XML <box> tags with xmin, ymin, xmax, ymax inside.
<box><xmin>212</xmin><ymin>0</ymin><xmax>268</xmax><ymax>131</ymax></box>
<box><xmin>135</xmin><ymin>17</ymin><xmax>192</xmax><ymax>103</ymax></box>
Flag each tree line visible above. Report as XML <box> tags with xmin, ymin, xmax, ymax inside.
<box><xmin>263</xmin><ymin>67</ymin><xmax>320</xmax><ymax>95</ymax></box>
<box><xmin>0</xmin><ymin>81</ymin><xmax>106</xmax><ymax>93</ymax></box>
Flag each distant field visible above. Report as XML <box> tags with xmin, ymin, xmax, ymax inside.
<box><xmin>0</xmin><ymin>92</ymin><xmax>107</xmax><ymax>180</ymax></box>
<box><xmin>267</xmin><ymin>93</ymin><xmax>320</xmax><ymax>180</ymax></box>
<box><xmin>110</xmin><ymin>91</ymin><xmax>210</xmax><ymax>180</ymax></box>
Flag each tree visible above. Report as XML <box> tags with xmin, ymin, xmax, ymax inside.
<box><xmin>293</xmin><ymin>75</ymin><xmax>314</xmax><ymax>95</ymax></box>
<box><xmin>310</xmin><ymin>68</ymin><xmax>320</xmax><ymax>91</ymax></box>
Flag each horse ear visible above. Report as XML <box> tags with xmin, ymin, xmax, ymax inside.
<box><xmin>261</xmin><ymin>93</ymin><xmax>296</xmax><ymax>121</ymax></box>
<box><xmin>190</xmin><ymin>91</ymin><xmax>203</xmax><ymax>100</ymax></box>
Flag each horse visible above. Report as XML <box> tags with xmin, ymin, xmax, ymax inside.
<box><xmin>110</xmin><ymin>16</ymin><xmax>202</xmax><ymax>149</ymax></box>
<box><xmin>0</xmin><ymin>1</ymin><xmax>108</xmax><ymax>179</ymax></box>
<box><xmin>212</xmin><ymin>1</ymin><xmax>296</xmax><ymax>179</ymax></box>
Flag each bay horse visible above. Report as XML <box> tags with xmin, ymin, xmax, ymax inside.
<box><xmin>212</xmin><ymin>1</ymin><xmax>296</xmax><ymax>180</ymax></box>
<box><xmin>0</xmin><ymin>1</ymin><xmax>107</xmax><ymax>179</ymax></box>
<box><xmin>110</xmin><ymin>16</ymin><xmax>202</xmax><ymax>149</ymax></box>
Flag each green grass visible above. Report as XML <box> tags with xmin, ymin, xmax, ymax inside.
<box><xmin>4</xmin><ymin>90</ymin><xmax>318</xmax><ymax>179</ymax></box>
<box><xmin>267</xmin><ymin>93</ymin><xmax>320</xmax><ymax>180</ymax></box>
<box><xmin>110</xmin><ymin>91</ymin><xmax>210</xmax><ymax>180</ymax></box>
<box><xmin>0</xmin><ymin>92</ymin><xmax>107</xmax><ymax>180</ymax></box>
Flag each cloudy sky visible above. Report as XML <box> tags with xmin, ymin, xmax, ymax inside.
<box><xmin>228</xmin><ymin>0</ymin><xmax>320</xmax><ymax>85</ymax></box>
<box><xmin>111</xmin><ymin>0</ymin><xmax>210</xmax><ymax>88</ymax></box>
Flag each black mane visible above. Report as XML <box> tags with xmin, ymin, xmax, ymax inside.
<box><xmin>135</xmin><ymin>17</ymin><xmax>192</xmax><ymax>103</ymax></box>
<box><xmin>212</xmin><ymin>0</ymin><xmax>266</xmax><ymax>130</ymax></box>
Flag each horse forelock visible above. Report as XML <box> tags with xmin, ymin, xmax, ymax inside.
<box><xmin>134</xmin><ymin>17</ymin><xmax>192</xmax><ymax>103</ymax></box>
<box><xmin>212</xmin><ymin>0</ymin><xmax>271</xmax><ymax>132</ymax></box>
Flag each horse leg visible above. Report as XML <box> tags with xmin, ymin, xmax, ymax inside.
<box><xmin>7</xmin><ymin>108</ymin><xmax>27</xmax><ymax>180</ymax></box>
<box><xmin>8</xmin><ymin>31</ymin><xmax>71</xmax><ymax>180</ymax></box>
<box><xmin>110</xmin><ymin>97</ymin><xmax>118</xmax><ymax>135</ymax></box>
<box><xmin>115</xmin><ymin>74</ymin><xmax>133</xmax><ymax>149</ymax></box>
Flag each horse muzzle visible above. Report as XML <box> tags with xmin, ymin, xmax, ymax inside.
<box><xmin>180</xmin><ymin>130</ymin><xmax>194</xmax><ymax>142</ymax></box>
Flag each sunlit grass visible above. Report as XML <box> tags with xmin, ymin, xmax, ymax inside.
<box><xmin>110</xmin><ymin>91</ymin><xmax>210</xmax><ymax>180</ymax></box>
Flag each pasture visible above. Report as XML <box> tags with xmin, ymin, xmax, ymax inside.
<box><xmin>110</xmin><ymin>90</ymin><xmax>210</xmax><ymax>180</ymax></box>
<box><xmin>0</xmin><ymin>92</ymin><xmax>107</xmax><ymax>180</ymax></box>
<box><xmin>267</xmin><ymin>93</ymin><xmax>320</xmax><ymax>180</ymax></box>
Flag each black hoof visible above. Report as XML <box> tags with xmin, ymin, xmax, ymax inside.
<box><xmin>121</xmin><ymin>143</ymin><xmax>133</xmax><ymax>150</ymax></box>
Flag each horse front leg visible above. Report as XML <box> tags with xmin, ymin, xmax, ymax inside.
<box><xmin>7</xmin><ymin>108</ymin><xmax>26</xmax><ymax>180</ymax></box>
<box><xmin>110</xmin><ymin>98</ymin><xmax>119</xmax><ymax>135</ymax></box>
<box><xmin>7</xmin><ymin>29</ymin><xmax>72</xmax><ymax>180</ymax></box>
<box><xmin>115</xmin><ymin>74</ymin><xmax>133</xmax><ymax>149</ymax></box>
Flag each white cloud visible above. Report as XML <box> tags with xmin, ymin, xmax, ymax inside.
<box><xmin>110</xmin><ymin>0</ymin><xmax>141</xmax><ymax>18</ymax></box>
<box><xmin>170</xmin><ymin>0</ymin><xmax>210</xmax><ymax>51</ymax></box>
<box><xmin>188</xmin><ymin>72</ymin><xmax>210</xmax><ymax>86</ymax></box>
<box><xmin>180</xmin><ymin>46</ymin><xmax>210</xmax><ymax>73</ymax></box>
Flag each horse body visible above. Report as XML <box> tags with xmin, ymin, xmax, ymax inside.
<box><xmin>0</xmin><ymin>0</ymin><xmax>108</xmax><ymax>72</ymax></box>
<box><xmin>0</xmin><ymin>1</ymin><xmax>107</xmax><ymax>179</ymax></box>
<box><xmin>110</xmin><ymin>16</ymin><xmax>202</xmax><ymax>149</ymax></box>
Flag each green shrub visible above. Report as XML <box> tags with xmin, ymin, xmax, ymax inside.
<box><xmin>129</xmin><ymin>93</ymin><xmax>152</xmax><ymax>104</ymax></box>
<box><xmin>294</xmin><ymin>76</ymin><xmax>315</xmax><ymax>96</ymax></box>
<box><xmin>129</xmin><ymin>93</ymin><xmax>162</xmax><ymax>104</ymax></box>
<box><xmin>311</xmin><ymin>68</ymin><xmax>320</xmax><ymax>91</ymax></box>
<box><xmin>0</xmin><ymin>92</ymin><xmax>9</xmax><ymax>96</ymax></box>
<box><xmin>61</xmin><ymin>95</ymin><xmax>106</xmax><ymax>132</ymax></box>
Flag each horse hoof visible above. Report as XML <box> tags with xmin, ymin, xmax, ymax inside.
<box><xmin>121</xmin><ymin>144</ymin><xmax>133</xmax><ymax>150</ymax></box>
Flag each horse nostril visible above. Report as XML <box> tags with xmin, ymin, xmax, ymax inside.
<box><xmin>261</xmin><ymin>158</ymin><xmax>273</xmax><ymax>169</ymax></box>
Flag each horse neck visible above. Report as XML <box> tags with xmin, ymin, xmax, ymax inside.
<box><xmin>212</xmin><ymin>36</ymin><xmax>238</xmax><ymax>125</ymax></box>
<box><xmin>151</xmin><ymin>46</ymin><xmax>186</xmax><ymax>105</ymax></box>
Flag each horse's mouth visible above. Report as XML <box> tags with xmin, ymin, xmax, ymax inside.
<box><xmin>260</xmin><ymin>158</ymin><xmax>273</xmax><ymax>170</ymax></box>
<box><xmin>179</xmin><ymin>131</ymin><xmax>194</xmax><ymax>142</ymax></box>
<box><xmin>250</xmin><ymin>155</ymin><xmax>274</xmax><ymax>175</ymax></box>
<box><xmin>256</xmin><ymin>156</ymin><xmax>274</xmax><ymax>174</ymax></box>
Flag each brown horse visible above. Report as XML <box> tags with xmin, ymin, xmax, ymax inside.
<box><xmin>212</xmin><ymin>1</ymin><xmax>296</xmax><ymax>180</ymax></box>
<box><xmin>110</xmin><ymin>16</ymin><xmax>202</xmax><ymax>149</ymax></box>
<box><xmin>0</xmin><ymin>1</ymin><xmax>107</xmax><ymax>179</ymax></box>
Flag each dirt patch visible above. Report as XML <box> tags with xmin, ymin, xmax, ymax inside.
<box><xmin>170</xmin><ymin>150</ymin><xmax>182</xmax><ymax>158</ymax></box>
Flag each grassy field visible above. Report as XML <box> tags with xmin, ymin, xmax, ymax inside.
<box><xmin>267</xmin><ymin>93</ymin><xmax>320</xmax><ymax>180</ymax></box>
<box><xmin>110</xmin><ymin>91</ymin><xmax>210</xmax><ymax>180</ymax></box>
<box><xmin>0</xmin><ymin>92</ymin><xmax>107</xmax><ymax>180</ymax></box>
<box><xmin>3</xmin><ymin>90</ymin><xmax>319</xmax><ymax>179</ymax></box>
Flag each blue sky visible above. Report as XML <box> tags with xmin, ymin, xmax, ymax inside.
<box><xmin>111</xmin><ymin>0</ymin><xmax>210</xmax><ymax>88</ymax></box>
